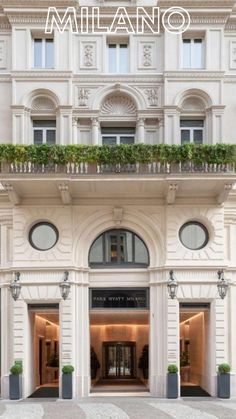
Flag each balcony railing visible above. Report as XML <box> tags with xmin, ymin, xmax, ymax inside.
<box><xmin>0</xmin><ymin>144</ymin><xmax>235</xmax><ymax>175</ymax></box>
<box><xmin>0</xmin><ymin>161</ymin><xmax>234</xmax><ymax>175</ymax></box>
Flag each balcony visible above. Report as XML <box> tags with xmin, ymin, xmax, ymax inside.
<box><xmin>0</xmin><ymin>144</ymin><xmax>235</xmax><ymax>175</ymax></box>
<box><xmin>0</xmin><ymin>144</ymin><xmax>235</xmax><ymax>204</ymax></box>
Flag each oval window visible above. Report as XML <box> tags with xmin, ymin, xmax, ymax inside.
<box><xmin>179</xmin><ymin>221</ymin><xmax>209</xmax><ymax>250</ymax></box>
<box><xmin>29</xmin><ymin>222</ymin><xmax>59</xmax><ymax>251</ymax></box>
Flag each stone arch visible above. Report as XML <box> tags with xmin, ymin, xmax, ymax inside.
<box><xmin>91</xmin><ymin>84</ymin><xmax>146</xmax><ymax>111</ymax></box>
<box><xmin>100</xmin><ymin>92</ymin><xmax>137</xmax><ymax>118</ymax></box>
<box><xmin>23</xmin><ymin>88</ymin><xmax>60</xmax><ymax>109</ymax></box>
<box><xmin>174</xmin><ymin>88</ymin><xmax>213</xmax><ymax>109</ymax></box>
<box><xmin>72</xmin><ymin>209</ymin><xmax>163</xmax><ymax>269</ymax></box>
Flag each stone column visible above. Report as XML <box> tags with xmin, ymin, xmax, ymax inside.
<box><xmin>137</xmin><ymin>118</ymin><xmax>145</xmax><ymax>143</ymax></box>
<box><xmin>72</xmin><ymin>117</ymin><xmax>78</xmax><ymax>144</ymax></box>
<box><xmin>75</xmin><ymin>271</ymin><xmax>90</xmax><ymax>397</ymax></box>
<box><xmin>158</xmin><ymin>118</ymin><xmax>164</xmax><ymax>144</ymax></box>
<box><xmin>91</xmin><ymin>118</ymin><xmax>99</xmax><ymax>145</ymax></box>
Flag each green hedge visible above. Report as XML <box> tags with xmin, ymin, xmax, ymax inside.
<box><xmin>0</xmin><ymin>143</ymin><xmax>235</xmax><ymax>166</ymax></box>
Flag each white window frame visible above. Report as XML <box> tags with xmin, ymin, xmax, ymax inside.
<box><xmin>108</xmin><ymin>43</ymin><xmax>129</xmax><ymax>73</ymax></box>
<box><xmin>33</xmin><ymin>37</ymin><xmax>54</xmax><ymax>69</ymax></box>
<box><xmin>182</xmin><ymin>38</ymin><xmax>205</xmax><ymax>69</ymax></box>
<box><xmin>102</xmin><ymin>133</ymin><xmax>135</xmax><ymax>145</ymax></box>
<box><xmin>33</xmin><ymin>121</ymin><xmax>56</xmax><ymax>145</ymax></box>
<box><xmin>180</xmin><ymin>120</ymin><xmax>204</xmax><ymax>144</ymax></box>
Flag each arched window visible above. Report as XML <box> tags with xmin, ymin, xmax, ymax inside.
<box><xmin>89</xmin><ymin>229</ymin><xmax>149</xmax><ymax>268</ymax></box>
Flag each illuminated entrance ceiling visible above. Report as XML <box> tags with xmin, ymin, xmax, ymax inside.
<box><xmin>90</xmin><ymin>310</ymin><xmax>149</xmax><ymax>325</ymax></box>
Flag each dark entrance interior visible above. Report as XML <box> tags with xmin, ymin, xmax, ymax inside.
<box><xmin>104</xmin><ymin>342</ymin><xmax>135</xmax><ymax>379</ymax></box>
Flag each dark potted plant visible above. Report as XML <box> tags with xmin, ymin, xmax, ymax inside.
<box><xmin>90</xmin><ymin>347</ymin><xmax>100</xmax><ymax>379</ymax></box>
<box><xmin>62</xmin><ymin>365</ymin><xmax>74</xmax><ymax>399</ymax></box>
<box><xmin>217</xmin><ymin>363</ymin><xmax>231</xmax><ymax>398</ymax></box>
<box><xmin>167</xmin><ymin>364</ymin><xmax>178</xmax><ymax>399</ymax></box>
<box><xmin>138</xmin><ymin>345</ymin><xmax>149</xmax><ymax>379</ymax></box>
<box><xmin>9</xmin><ymin>363</ymin><xmax>23</xmax><ymax>400</ymax></box>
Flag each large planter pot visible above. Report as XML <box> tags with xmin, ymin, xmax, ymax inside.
<box><xmin>167</xmin><ymin>373</ymin><xmax>178</xmax><ymax>399</ymax></box>
<box><xmin>217</xmin><ymin>373</ymin><xmax>230</xmax><ymax>399</ymax></box>
<box><xmin>62</xmin><ymin>373</ymin><xmax>73</xmax><ymax>399</ymax></box>
<box><xmin>9</xmin><ymin>374</ymin><xmax>22</xmax><ymax>400</ymax></box>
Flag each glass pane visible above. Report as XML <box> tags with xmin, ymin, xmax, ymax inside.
<box><xmin>119</xmin><ymin>44</ymin><xmax>128</xmax><ymax>73</ymax></box>
<box><xmin>108</xmin><ymin>44</ymin><xmax>117</xmax><ymax>73</ymax></box>
<box><xmin>101</xmin><ymin>127</ymin><xmax>135</xmax><ymax>135</ymax></box>
<box><xmin>120</xmin><ymin>232</ymin><xmax>132</xmax><ymax>263</ymax></box>
<box><xmin>123</xmin><ymin>346</ymin><xmax>132</xmax><ymax>377</ymax></box>
<box><xmin>33</xmin><ymin>120</ymin><xmax>56</xmax><ymax>128</ymax></box>
<box><xmin>89</xmin><ymin>236</ymin><xmax>103</xmax><ymax>263</ymax></box>
<box><xmin>182</xmin><ymin>39</ymin><xmax>191</xmax><ymax>68</ymax></box>
<box><xmin>102</xmin><ymin>136</ymin><xmax>117</xmax><ymax>145</ymax></box>
<box><xmin>180</xmin><ymin>120</ymin><xmax>204</xmax><ymax>128</ymax></box>
<box><xmin>34</xmin><ymin>130</ymin><xmax>43</xmax><ymax>145</ymax></box>
<box><xmin>180</xmin><ymin>223</ymin><xmax>208</xmax><ymax>250</ymax></box>
<box><xmin>193</xmin><ymin>130</ymin><xmax>203</xmax><ymax>144</ymax></box>
<box><xmin>135</xmin><ymin>236</ymin><xmax>149</xmax><ymax>264</ymax></box>
<box><xmin>108</xmin><ymin>346</ymin><xmax>117</xmax><ymax>377</ymax></box>
<box><xmin>193</xmin><ymin>39</ymin><xmax>203</xmax><ymax>69</ymax></box>
<box><xmin>34</xmin><ymin>39</ymin><xmax>42</xmax><ymax>68</ymax></box>
<box><xmin>46</xmin><ymin>130</ymin><xmax>56</xmax><ymax>145</ymax></box>
<box><xmin>45</xmin><ymin>39</ymin><xmax>54</xmax><ymax>68</ymax></box>
<box><xmin>105</xmin><ymin>233</ymin><xmax>118</xmax><ymax>263</ymax></box>
<box><xmin>120</xmin><ymin>136</ymin><xmax>135</xmax><ymax>144</ymax></box>
<box><xmin>30</xmin><ymin>223</ymin><xmax>58</xmax><ymax>251</ymax></box>
<box><xmin>181</xmin><ymin>130</ymin><xmax>190</xmax><ymax>144</ymax></box>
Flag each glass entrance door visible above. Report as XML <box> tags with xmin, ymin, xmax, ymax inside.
<box><xmin>104</xmin><ymin>342</ymin><xmax>135</xmax><ymax>379</ymax></box>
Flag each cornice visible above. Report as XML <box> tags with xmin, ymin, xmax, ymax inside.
<box><xmin>164</xmin><ymin>71</ymin><xmax>225</xmax><ymax>79</ymax></box>
<box><xmin>11</xmin><ymin>71</ymin><xmax>73</xmax><ymax>79</ymax></box>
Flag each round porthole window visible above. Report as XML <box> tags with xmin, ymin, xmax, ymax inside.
<box><xmin>29</xmin><ymin>222</ymin><xmax>59</xmax><ymax>251</ymax></box>
<box><xmin>179</xmin><ymin>221</ymin><xmax>209</xmax><ymax>250</ymax></box>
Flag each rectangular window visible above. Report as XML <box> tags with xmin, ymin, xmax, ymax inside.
<box><xmin>33</xmin><ymin>120</ymin><xmax>56</xmax><ymax>145</ymax></box>
<box><xmin>180</xmin><ymin>120</ymin><xmax>204</xmax><ymax>144</ymax></box>
<box><xmin>108</xmin><ymin>44</ymin><xmax>129</xmax><ymax>73</ymax></box>
<box><xmin>102</xmin><ymin>127</ymin><xmax>135</xmax><ymax>145</ymax></box>
<box><xmin>34</xmin><ymin>38</ymin><xmax>54</xmax><ymax>68</ymax></box>
<box><xmin>182</xmin><ymin>38</ymin><xmax>204</xmax><ymax>69</ymax></box>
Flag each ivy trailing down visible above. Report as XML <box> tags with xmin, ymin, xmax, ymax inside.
<box><xmin>0</xmin><ymin>143</ymin><xmax>235</xmax><ymax>166</ymax></box>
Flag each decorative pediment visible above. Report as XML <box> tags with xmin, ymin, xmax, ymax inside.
<box><xmin>100</xmin><ymin>94</ymin><xmax>137</xmax><ymax>117</ymax></box>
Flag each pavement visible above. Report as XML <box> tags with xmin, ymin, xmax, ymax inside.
<box><xmin>0</xmin><ymin>397</ymin><xmax>236</xmax><ymax>418</ymax></box>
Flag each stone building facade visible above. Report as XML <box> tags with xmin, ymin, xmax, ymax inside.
<box><xmin>0</xmin><ymin>0</ymin><xmax>236</xmax><ymax>399</ymax></box>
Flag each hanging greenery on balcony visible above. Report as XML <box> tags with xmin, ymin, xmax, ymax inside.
<box><xmin>0</xmin><ymin>143</ymin><xmax>235</xmax><ymax>166</ymax></box>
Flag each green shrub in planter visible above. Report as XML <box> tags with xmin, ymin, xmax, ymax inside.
<box><xmin>167</xmin><ymin>364</ymin><xmax>178</xmax><ymax>399</ymax></box>
<box><xmin>168</xmin><ymin>364</ymin><xmax>178</xmax><ymax>374</ymax></box>
<box><xmin>62</xmin><ymin>365</ymin><xmax>74</xmax><ymax>374</ymax></box>
<box><xmin>62</xmin><ymin>365</ymin><xmax>74</xmax><ymax>399</ymax></box>
<box><xmin>218</xmin><ymin>363</ymin><xmax>231</xmax><ymax>374</ymax></box>
<box><xmin>218</xmin><ymin>363</ymin><xmax>231</xmax><ymax>399</ymax></box>
<box><xmin>9</xmin><ymin>363</ymin><xmax>23</xmax><ymax>400</ymax></box>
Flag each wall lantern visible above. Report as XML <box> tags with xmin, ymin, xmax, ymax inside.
<box><xmin>167</xmin><ymin>270</ymin><xmax>178</xmax><ymax>299</ymax></box>
<box><xmin>59</xmin><ymin>271</ymin><xmax>70</xmax><ymax>300</ymax></box>
<box><xmin>10</xmin><ymin>272</ymin><xmax>21</xmax><ymax>301</ymax></box>
<box><xmin>217</xmin><ymin>270</ymin><xmax>229</xmax><ymax>300</ymax></box>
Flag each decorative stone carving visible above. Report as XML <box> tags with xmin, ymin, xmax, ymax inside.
<box><xmin>145</xmin><ymin>89</ymin><xmax>158</xmax><ymax>106</ymax></box>
<box><xmin>0</xmin><ymin>40</ymin><xmax>7</xmax><ymax>69</ymax></box>
<box><xmin>78</xmin><ymin>88</ymin><xmax>90</xmax><ymax>107</ymax></box>
<box><xmin>143</xmin><ymin>44</ymin><xmax>152</xmax><ymax>67</ymax></box>
<box><xmin>84</xmin><ymin>44</ymin><xmax>94</xmax><ymax>67</ymax></box>
<box><xmin>31</xmin><ymin>97</ymin><xmax>55</xmax><ymax>111</ymax></box>
<box><xmin>101</xmin><ymin>94</ymin><xmax>136</xmax><ymax>116</ymax></box>
<box><xmin>230</xmin><ymin>41</ymin><xmax>236</xmax><ymax>69</ymax></box>
<box><xmin>72</xmin><ymin>117</ymin><xmax>78</xmax><ymax>127</ymax></box>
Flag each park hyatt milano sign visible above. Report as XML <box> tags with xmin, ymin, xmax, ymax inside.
<box><xmin>90</xmin><ymin>288</ymin><xmax>149</xmax><ymax>309</ymax></box>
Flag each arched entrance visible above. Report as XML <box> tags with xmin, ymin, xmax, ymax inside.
<box><xmin>88</xmin><ymin>229</ymin><xmax>150</xmax><ymax>394</ymax></box>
